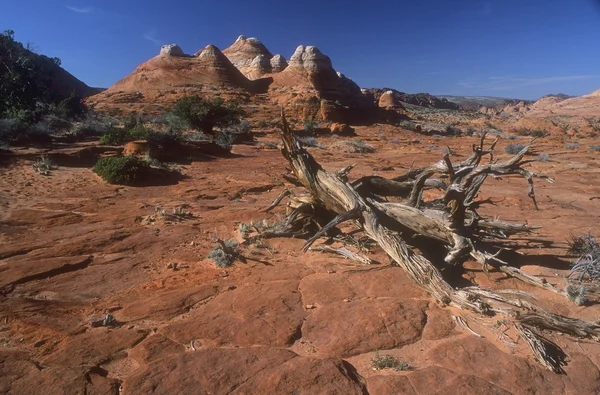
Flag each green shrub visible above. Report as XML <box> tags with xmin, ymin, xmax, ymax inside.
<box><xmin>170</xmin><ymin>96</ymin><xmax>245</xmax><ymax>133</ymax></box>
<box><xmin>371</xmin><ymin>351</ymin><xmax>410</xmax><ymax>371</ymax></box>
<box><xmin>92</xmin><ymin>156</ymin><xmax>149</xmax><ymax>185</ymax></box>
<box><xmin>99</xmin><ymin>124</ymin><xmax>150</xmax><ymax>145</ymax></box>
<box><xmin>214</xmin><ymin>130</ymin><xmax>235</xmax><ymax>151</ymax></box>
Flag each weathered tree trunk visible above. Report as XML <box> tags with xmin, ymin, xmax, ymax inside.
<box><xmin>253</xmin><ymin>110</ymin><xmax>600</xmax><ymax>373</ymax></box>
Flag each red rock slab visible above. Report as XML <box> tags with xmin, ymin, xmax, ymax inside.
<box><xmin>302</xmin><ymin>298</ymin><xmax>428</xmax><ymax>357</ymax></box>
<box><xmin>234</xmin><ymin>354</ymin><xmax>367</xmax><ymax>394</ymax></box>
<box><xmin>162</xmin><ymin>280</ymin><xmax>305</xmax><ymax>348</ymax></box>
<box><xmin>124</xmin><ymin>347</ymin><xmax>366</xmax><ymax>395</ymax></box>
<box><xmin>0</xmin><ymin>350</ymin><xmax>119</xmax><ymax>395</ymax></box>
<box><xmin>41</xmin><ymin>327</ymin><xmax>148</xmax><ymax>369</ymax></box>
<box><xmin>427</xmin><ymin>336</ymin><xmax>565</xmax><ymax>393</ymax></box>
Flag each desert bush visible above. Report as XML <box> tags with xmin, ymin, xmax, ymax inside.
<box><xmin>397</xmin><ymin>120</ymin><xmax>419</xmax><ymax>131</ymax></box>
<box><xmin>256</xmin><ymin>119</ymin><xmax>268</xmax><ymax>128</ymax></box>
<box><xmin>378</xmin><ymin>133</ymin><xmax>387</xmax><ymax>141</ymax></box>
<box><xmin>92</xmin><ymin>156</ymin><xmax>149</xmax><ymax>185</ymax></box>
<box><xmin>515</xmin><ymin>128</ymin><xmax>546</xmax><ymax>138</ymax></box>
<box><xmin>0</xmin><ymin>117</ymin><xmax>27</xmax><ymax>144</ymax></box>
<box><xmin>345</xmin><ymin>139</ymin><xmax>376</xmax><ymax>153</ymax></box>
<box><xmin>505</xmin><ymin>134</ymin><xmax>517</xmax><ymax>140</ymax></box>
<box><xmin>214</xmin><ymin>130</ymin><xmax>235</xmax><ymax>151</ymax></box>
<box><xmin>170</xmin><ymin>96</ymin><xmax>245</xmax><ymax>133</ymax></box>
<box><xmin>303</xmin><ymin>119</ymin><xmax>320</xmax><ymax>132</ymax></box>
<box><xmin>567</xmin><ymin>233</ymin><xmax>600</xmax><ymax>284</ymax></box>
<box><xmin>147</xmin><ymin>129</ymin><xmax>182</xmax><ymax>150</ymax></box>
<box><xmin>445</xmin><ymin>125</ymin><xmax>462</xmax><ymax>135</ymax></box>
<box><xmin>99</xmin><ymin>124</ymin><xmax>150</xmax><ymax>145</ymax></box>
<box><xmin>565</xmin><ymin>142</ymin><xmax>580</xmax><ymax>150</ymax></box>
<box><xmin>505</xmin><ymin>143</ymin><xmax>526</xmax><ymax>154</ymax></box>
<box><xmin>184</xmin><ymin>132</ymin><xmax>211</xmax><ymax>142</ymax></box>
<box><xmin>465</xmin><ymin>126</ymin><xmax>476</xmax><ymax>136</ymax></box>
<box><xmin>207</xmin><ymin>239</ymin><xmax>240</xmax><ymax>268</ymax></box>
<box><xmin>300</xmin><ymin>136</ymin><xmax>323</xmax><ymax>148</ymax></box>
<box><xmin>390</xmin><ymin>138</ymin><xmax>400</xmax><ymax>144</ymax></box>
<box><xmin>537</xmin><ymin>153</ymin><xmax>550</xmax><ymax>162</ymax></box>
<box><xmin>589</xmin><ymin>145</ymin><xmax>600</xmax><ymax>152</ymax></box>
<box><xmin>371</xmin><ymin>351</ymin><xmax>410</xmax><ymax>371</ymax></box>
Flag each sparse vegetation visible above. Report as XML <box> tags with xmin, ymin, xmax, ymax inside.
<box><xmin>567</xmin><ymin>233</ymin><xmax>600</xmax><ymax>284</ymax></box>
<box><xmin>537</xmin><ymin>153</ymin><xmax>550</xmax><ymax>162</ymax></box>
<box><xmin>344</xmin><ymin>139</ymin><xmax>376</xmax><ymax>153</ymax></box>
<box><xmin>397</xmin><ymin>120</ymin><xmax>419</xmax><ymax>131</ymax></box>
<box><xmin>371</xmin><ymin>351</ymin><xmax>410</xmax><ymax>371</ymax></box>
<box><xmin>565</xmin><ymin>142</ymin><xmax>580</xmax><ymax>150</ymax></box>
<box><xmin>300</xmin><ymin>136</ymin><xmax>323</xmax><ymax>148</ymax></box>
<box><xmin>505</xmin><ymin>143</ymin><xmax>527</xmax><ymax>154</ymax></box>
<box><xmin>589</xmin><ymin>145</ymin><xmax>600</xmax><ymax>152</ymax></box>
<box><xmin>208</xmin><ymin>239</ymin><xmax>240</xmax><ymax>268</ymax></box>
<box><xmin>92</xmin><ymin>156</ymin><xmax>149</xmax><ymax>185</ymax></box>
<box><xmin>515</xmin><ymin>128</ymin><xmax>546</xmax><ymax>138</ymax></box>
<box><xmin>303</xmin><ymin>119</ymin><xmax>320</xmax><ymax>132</ymax></box>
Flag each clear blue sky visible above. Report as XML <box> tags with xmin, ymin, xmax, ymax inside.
<box><xmin>2</xmin><ymin>0</ymin><xmax>600</xmax><ymax>100</ymax></box>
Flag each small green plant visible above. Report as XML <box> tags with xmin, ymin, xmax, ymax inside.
<box><xmin>92</xmin><ymin>156</ymin><xmax>149</xmax><ymax>185</ymax></box>
<box><xmin>505</xmin><ymin>143</ymin><xmax>526</xmax><ymax>154</ymax></box>
<box><xmin>256</xmin><ymin>120</ymin><xmax>268</xmax><ymax>128</ymax></box>
<box><xmin>371</xmin><ymin>351</ymin><xmax>410</xmax><ymax>371</ymax></box>
<box><xmin>465</xmin><ymin>126</ymin><xmax>476</xmax><ymax>136</ymax></box>
<box><xmin>208</xmin><ymin>239</ymin><xmax>240</xmax><ymax>268</ymax></box>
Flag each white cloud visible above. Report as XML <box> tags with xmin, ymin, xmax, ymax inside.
<box><xmin>66</xmin><ymin>5</ymin><xmax>94</xmax><ymax>13</ymax></box>
<box><xmin>143</xmin><ymin>33</ymin><xmax>161</xmax><ymax>45</ymax></box>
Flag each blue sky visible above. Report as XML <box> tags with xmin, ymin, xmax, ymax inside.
<box><xmin>2</xmin><ymin>0</ymin><xmax>600</xmax><ymax>99</ymax></box>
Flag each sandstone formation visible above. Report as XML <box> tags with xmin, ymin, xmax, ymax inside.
<box><xmin>378</xmin><ymin>90</ymin><xmax>404</xmax><ymax>109</ymax></box>
<box><xmin>270</xmin><ymin>54</ymin><xmax>288</xmax><ymax>72</ymax></box>
<box><xmin>223</xmin><ymin>35</ymin><xmax>273</xmax><ymax>67</ymax></box>
<box><xmin>160</xmin><ymin>44</ymin><xmax>186</xmax><ymax>57</ymax></box>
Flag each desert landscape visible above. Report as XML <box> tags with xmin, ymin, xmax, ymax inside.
<box><xmin>2</xmin><ymin>23</ymin><xmax>600</xmax><ymax>395</ymax></box>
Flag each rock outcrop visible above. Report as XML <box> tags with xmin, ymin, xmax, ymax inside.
<box><xmin>366</xmin><ymin>88</ymin><xmax>459</xmax><ymax>110</ymax></box>
<box><xmin>223</xmin><ymin>35</ymin><xmax>273</xmax><ymax>77</ymax></box>
<box><xmin>270</xmin><ymin>55</ymin><xmax>288</xmax><ymax>73</ymax></box>
<box><xmin>160</xmin><ymin>44</ymin><xmax>186</xmax><ymax>57</ymax></box>
<box><xmin>378</xmin><ymin>90</ymin><xmax>404</xmax><ymax>109</ymax></box>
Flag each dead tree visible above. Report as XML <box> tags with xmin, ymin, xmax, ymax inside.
<box><xmin>248</xmin><ymin>111</ymin><xmax>599</xmax><ymax>373</ymax></box>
